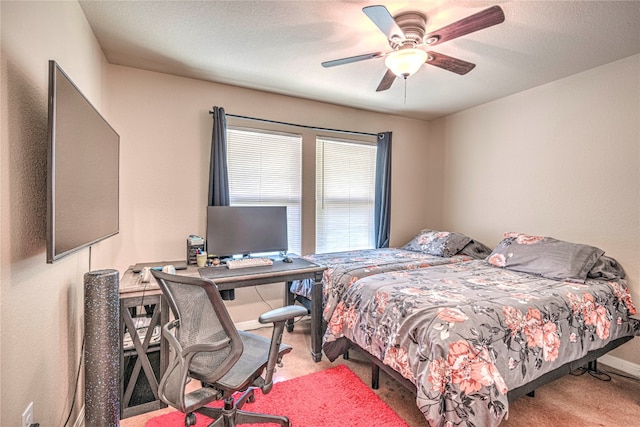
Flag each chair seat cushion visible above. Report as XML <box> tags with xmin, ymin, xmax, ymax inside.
<box><xmin>214</xmin><ymin>331</ymin><xmax>291</xmax><ymax>391</ymax></box>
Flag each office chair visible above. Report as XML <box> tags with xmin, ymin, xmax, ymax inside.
<box><xmin>151</xmin><ymin>270</ymin><xmax>308</xmax><ymax>427</ymax></box>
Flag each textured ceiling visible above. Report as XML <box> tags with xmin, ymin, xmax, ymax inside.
<box><xmin>79</xmin><ymin>1</ymin><xmax>640</xmax><ymax>121</ymax></box>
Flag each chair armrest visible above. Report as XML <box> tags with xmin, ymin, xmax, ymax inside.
<box><xmin>258</xmin><ymin>305</ymin><xmax>308</xmax><ymax>324</ymax></box>
<box><xmin>258</xmin><ymin>305</ymin><xmax>308</xmax><ymax>395</ymax></box>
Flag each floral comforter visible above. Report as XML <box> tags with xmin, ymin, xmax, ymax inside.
<box><xmin>289</xmin><ymin>248</ymin><xmax>472</xmax><ymax>321</ymax></box>
<box><xmin>323</xmin><ymin>260</ymin><xmax>639</xmax><ymax>427</ymax></box>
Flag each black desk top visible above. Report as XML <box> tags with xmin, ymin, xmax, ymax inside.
<box><xmin>120</xmin><ymin>257</ymin><xmax>325</xmax><ymax>295</ymax></box>
<box><xmin>198</xmin><ymin>257</ymin><xmax>325</xmax><ymax>286</ymax></box>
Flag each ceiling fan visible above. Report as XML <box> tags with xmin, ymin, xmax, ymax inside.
<box><xmin>322</xmin><ymin>4</ymin><xmax>505</xmax><ymax>92</ymax></box>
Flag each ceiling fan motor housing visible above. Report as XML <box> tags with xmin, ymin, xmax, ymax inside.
<box><xmin>391</xmin><ymin>11</ymin><xmax>427</xmax><ymax>49</ymax></box>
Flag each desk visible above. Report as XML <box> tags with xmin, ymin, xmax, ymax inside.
<box><xmin>118</xmin><ymin>257</ymin><xmax>326</xmax><ymax>417</ymax></box>
<box><xmin>118</xmin><ymin>275</ymin><xmax>170</xmax><ymax>418</ymax></box>
<box><xmin>197</xmin><ymin>257</ymin><xmax>326</xmax><ymax>362</ymax></box>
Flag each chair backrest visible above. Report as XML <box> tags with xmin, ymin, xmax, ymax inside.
<box><xmin>151</xmin><ymin>271</ymin><xmax>243</xmax><ymax>384</ymax></box>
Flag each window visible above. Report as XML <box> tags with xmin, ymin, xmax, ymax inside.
<box><xmin>226</xmin><ymin>128</ymin><xmax>302</xmax><ymax>255</ymax></box>
<box><xmin>316</xmin><ymin>137</ymin><xmax>377</xmax><ymax>253</ymax></box>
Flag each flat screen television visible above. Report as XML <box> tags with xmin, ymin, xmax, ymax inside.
<box><xmin>46</xmin><ymin>60</ymin><xmax>120</xmax><ymax>263</ymax></box>
<box><xmin>206</xmin><ymin>206</ymin><xmax>288</xmax><ymax>258</ymax></box>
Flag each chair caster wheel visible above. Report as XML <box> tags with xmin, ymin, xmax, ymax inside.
<box><xmin>185</xmin><ymin>413</ymin><xmax>197</xmax><ymax>427</ymax></box>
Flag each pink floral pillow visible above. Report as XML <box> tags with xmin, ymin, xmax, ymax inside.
<box><xmin>486</xmin><ymin>232</ymin><xmax>604</xmax><ymax>283</ymax></box>
<box><xmin>402</xmin><ymin>229</ymin><xmax>472</xmax><ymax>257</ymax></box>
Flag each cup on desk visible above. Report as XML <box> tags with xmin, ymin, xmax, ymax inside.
<box><xmin>196</xmin><ymin>251</ymin><xmax>208</xmax><ymax>267</ymax></box>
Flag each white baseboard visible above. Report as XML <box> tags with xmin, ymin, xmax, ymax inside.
<box><xmin>598</xmin><ymin>354</ymin><xmax>640</xmax><ymax>378</ymax></box>
<box><xmin>73</xmin><ymin>405</ymin><xmax>84</xmax><ymax>427</ymax></box>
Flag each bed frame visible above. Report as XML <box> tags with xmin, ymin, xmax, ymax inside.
<box><xmin>348</xmin><ymin>335</ymin><xmax>633</xmax><ymax>402</ymax></box>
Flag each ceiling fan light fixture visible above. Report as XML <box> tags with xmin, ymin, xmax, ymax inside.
<box><xmin>385</xmin><ymin>48</ymin><xmax>428</xmax><ymax>77</ymax></box>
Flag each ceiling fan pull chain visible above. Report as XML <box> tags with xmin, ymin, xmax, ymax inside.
<box><xmin>403</xmin><ymin>76</ymin><xmax>407</xmax><ymax>105</ymax></box>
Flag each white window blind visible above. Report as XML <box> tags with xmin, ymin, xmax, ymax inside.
<box><xmin>227</xmin><ymin>128</ymin><xmax>302</xmax><ymax>255</ymax></box>
<box><xmin>316</xmin><ymin>137</ymin><xmax>377</xmax><ymax>253</ymax></box>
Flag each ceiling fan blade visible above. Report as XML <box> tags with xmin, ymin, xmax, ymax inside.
<box><xmin>363</xmin><ymin>5</ymin><xmax>405</xmax><ymax>44</ymax></box>
<box><xmin>376</xmin><ymin>69</ymin><xmax>397</xmax><ymax>92</ymax></box>
<box><xmin>425</xmin><ymin>5</ymin><xmax>505</xmax><ymax>46</ymax></box>
<box><xmin>426</xmin><ymin>52</ymin><xmax>476</xmax><ymax>75</ymax></box>
<box><xmin>322</xmin><ymin>52</ymin><xmax>384</xmax><ymax>68</ymax></box>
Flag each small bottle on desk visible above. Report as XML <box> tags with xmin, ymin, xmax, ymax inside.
<box><xmin>206</xmin><ymin>255</ymin><xmax>220</xmax><ymax>267</ymax></box>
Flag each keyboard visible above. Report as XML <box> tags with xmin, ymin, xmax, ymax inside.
<box><xmin>226</xmin><ymin>257</ymin><xmax>273</xmax><ymax>269</ymax></box>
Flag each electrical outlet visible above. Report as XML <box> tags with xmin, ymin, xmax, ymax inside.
<box><xmin>21</xmin><ymin>402</ymin><xmax>33</xmax><ymax>427</ymax></box>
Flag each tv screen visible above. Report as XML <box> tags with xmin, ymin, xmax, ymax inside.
<box><xmin>206</xmin><ymin>206</ymin><xmax>288</xmax><ymax>258</ymax></box>
<box><xmin>47</xmin><ymin>61</ymin><xmax>120</xmax><ymax>263</ymax></box>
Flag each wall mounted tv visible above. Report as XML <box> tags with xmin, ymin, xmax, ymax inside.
<box><xmin>47</xmin><ymin>60</ymin><xmax>120</xmax><ymax>263</ymax></box>
<box><xmin>206</xmin><ymin>206</ymin><xmax>288</xmax><ymax>258</ymax></box>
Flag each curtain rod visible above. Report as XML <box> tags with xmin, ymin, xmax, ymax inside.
<box><xmin>210</xmin><ymin>110</ymin><xmax>379</xmax><ymax>138</ymax></box>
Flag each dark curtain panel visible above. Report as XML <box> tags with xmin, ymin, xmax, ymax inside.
<box><xmin>208</xmin><ymin>106</ymin><xmax>234</xmax><ymax>300</ymax></box>
<box><xmin>208</xmin><ymin>106</ymin><xmax>230</xmax><ymax>206</ymax></box>
<box><xmin>374</xmin><ymin>132</ymin><xmax>392</xmax><ymax>248</ymax></box>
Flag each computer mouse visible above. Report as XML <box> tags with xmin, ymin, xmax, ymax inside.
<box><xmin>282</xmin><ymin>257</ymin><xmax>293</xmax><ymax>263</ymax></box>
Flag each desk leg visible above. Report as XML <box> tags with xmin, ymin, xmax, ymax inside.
<box><xmin>159</xmin><ymin>297</ymin><xmax>169</xmax><ymax>388</ymax></box>
<box><xmin>311</xmin><ymin>272</ymin><xmax>324</xmax><ymax>362</ymax></box>
<box><xmin>285</xmin><ymin>281</ymin><xmax>295</xmax><ymax>332</ymax></box>
<box><xmin>122</xmin><ymin>307</ymin><xmax>161</xmax><ymax>404</ymax></box>
<box><xmin>119</xmin><ymin>296</ymin><xmax>167</xmax><ymax>418</ymax></box>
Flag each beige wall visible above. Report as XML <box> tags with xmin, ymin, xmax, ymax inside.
<box><xmin>0</xmin><ymin>1</ymin><xmax>111</xmax><ymax>425</ymax></box>
<box><xmin>105</xmin><ymin>65</ymin><xmax>436</xmax><ymax>320</ymax></box>
<box><xmin>1</xmin><ymin>2</ymin><xmax>436</xmax><ymax>424</ymax></box>
<box><xmin>433</xmin><ymin>54</ymin><xmax>640</xmax><ymax>365</ymax></box>
<box><xmin>3</xmin><ymin>2</ymin><xmax>638</xmax><ymax>425</ymax></box>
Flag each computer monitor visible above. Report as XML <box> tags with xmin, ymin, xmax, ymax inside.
<box><xmin>206</xmin><ymin>206</ymin><xmax>288</xmax><ymax>258</ymax></box>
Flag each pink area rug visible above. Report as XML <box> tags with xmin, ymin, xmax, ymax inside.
<box><xmin>145</xmin><ymin>364</ymin><xmax>409</xmax><ymax>427</ymax></box>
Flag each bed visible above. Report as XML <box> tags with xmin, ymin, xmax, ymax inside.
<box><xmin>322</xmin><ymin>233</ymin><xmax>640</xmax><ymax>427</ymax></box>
<box><xmin>290</xmin><ymin>230</ymin><xmax>492</xmax><ymax>323</ymax></box>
